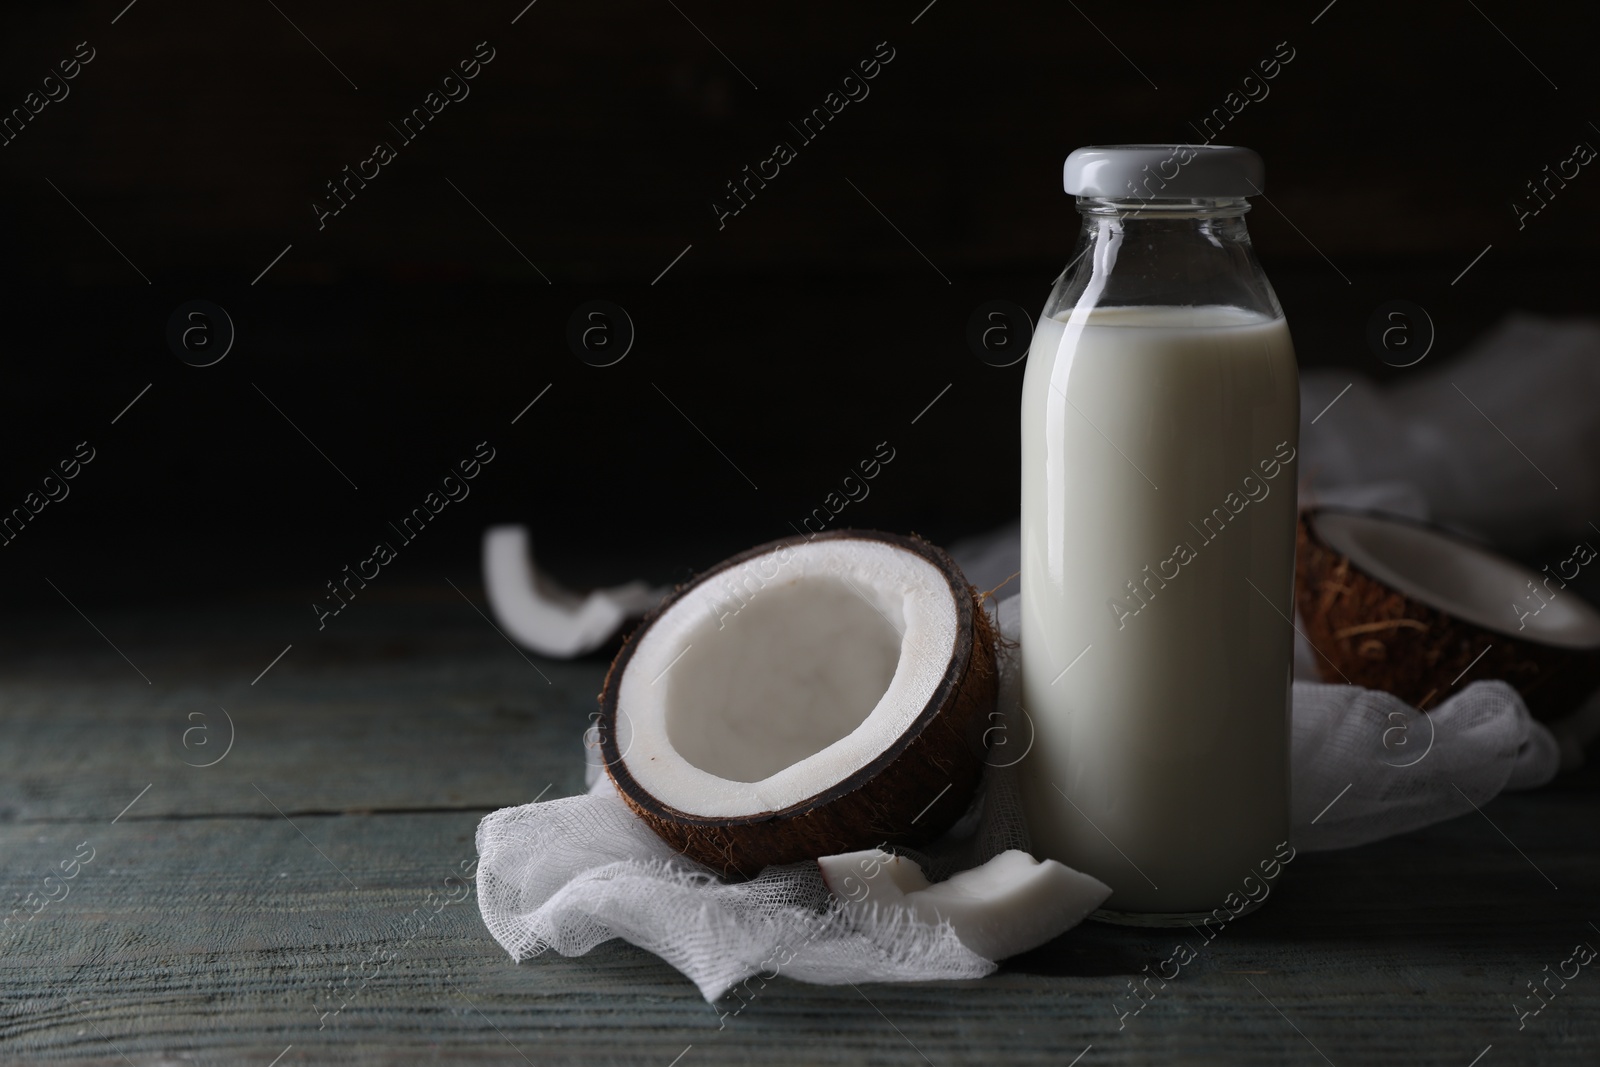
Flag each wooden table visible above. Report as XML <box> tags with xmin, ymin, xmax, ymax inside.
<box><xmin>3</xmin><ymin>593</ymin><xmax>1596</xmax><ymax>1065</ymax></box>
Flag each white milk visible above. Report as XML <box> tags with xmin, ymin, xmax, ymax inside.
<box><xmin>1018</xmin><ymin>304</ymin><xmax>1299</xmax><ymax>917</ymax></box>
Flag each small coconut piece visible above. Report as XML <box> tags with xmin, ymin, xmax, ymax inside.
<box><xmin>819</xmin><ymin>849</ymin><xmax>933</xmax><ymax>899</ymax></box>
<box><xmin>1296</xmin><ymin>507</ymin><xmax>1600</xmax><ymax>719</ymax></box>
<box><xmin>483</xmin><ymin>525</ymin><xmax>666</xmax><ymax>659</ymax></box>
<box><xmin>598</xmin><ymin>530</ymin><xmax>998</xmax><ymax>877</ymax></box>
<box><xmin>818</xmin><ymin>848</ymin><xmax>1112</xmax><ymax>961</ymax></box>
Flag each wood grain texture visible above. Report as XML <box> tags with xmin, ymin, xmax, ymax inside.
<box><xmin>2</xmin><ymin>601</ymin><xmax>1598</xmax><ymax>1065</ymax></box>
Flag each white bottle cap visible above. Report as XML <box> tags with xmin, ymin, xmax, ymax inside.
<box><xmin>1063</xmin><ymin>144</ymin><xmax>1264</xmax><ymax>198</ymax></box>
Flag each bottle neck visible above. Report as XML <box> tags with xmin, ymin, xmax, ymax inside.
<box><xmin>1044</xmin><ymin>197</ymin><xmax>1281</xmax><ymax>323</ymax></box>
<box><xmin>1076</xmin><ymin>195</ymin><xmax>1251</xmax><ymax>220</ymax></box>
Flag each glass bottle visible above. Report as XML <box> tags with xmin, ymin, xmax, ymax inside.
<box><xmin>1017</xmin><ymin>145</ymin><xmax>1300</xmax><ymax>925</ymax></box>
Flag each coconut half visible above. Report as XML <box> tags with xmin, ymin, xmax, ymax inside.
<box><xmin>1296</xmin><ymin>507</ymin><xmax>1600</xmax><ymax>718</ymax></box>
<box><xmin>817</xmin><ymin>848</ymin><xmax>1112</xmax><ymax>961</ymax></box>
<box><xmin>597</xmin><ymin>530</ymin><xmax>998</xmax><ymax>877</ymax></box>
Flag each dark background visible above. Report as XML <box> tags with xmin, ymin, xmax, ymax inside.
<box><xmin>1</xmin><ymin>0</ymin><xmax>1595</xmax><ymax>620</ymax></box>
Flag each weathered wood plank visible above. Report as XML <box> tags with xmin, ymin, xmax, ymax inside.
<box><xmin>2</xmin><ymin>605</ymin><xmax>1597</xmax><ymax>1064</ymax></box>
<box><xmin>0</xmin><ymin>601</ymin><xmax>603</xmax><ymax>823</ymax></box>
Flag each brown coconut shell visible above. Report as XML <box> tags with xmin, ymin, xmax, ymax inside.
<box><xmin>1296</xmin><ymin>507</ymin><xmax>1600</xmax><ymax>720</ymax></box>
<box><xmin>597</xmin><ymin>529</ymin><xmax>999</xmax><ymax>879</ymax></box>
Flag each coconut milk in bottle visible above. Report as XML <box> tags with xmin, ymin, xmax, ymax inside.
<box><xmin>1017</xmin><ymin>146</ymin><xmax>1300</xmax><ymax>923</ymax></box>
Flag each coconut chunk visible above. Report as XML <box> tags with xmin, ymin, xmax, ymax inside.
<box><xmin>483</xmin><ymin>525</ymin><xmax>664</xmax><ymax>658</ymax></box>
<box><xmin>819</xmin><ymin>848</ymin><xmax>1112</xmax><ymax>961</ymax></box>
<box><xmin>818</xmin><ymin>848</ymin><xmax>932</xmax><ymax>900</ymax></box>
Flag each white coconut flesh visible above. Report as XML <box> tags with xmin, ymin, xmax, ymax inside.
<box><xmin>1311</xmin><ymin>511</ymin><xmax>1600</xmax><ymax>650</ymax></box>
<box><xmin>817</xmin><ymin>848</ymin><xmax>1113</xmax><ymax>961</ymax></box>
<box><xmin>483</xmin><ymin>525</ymin><xmax>666</xmax><ymax>658</ymax></box>
<box><xmin>613</xmin><ymin>538</ymin><xmax>958</xmax><ymax>818</ymax></box>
